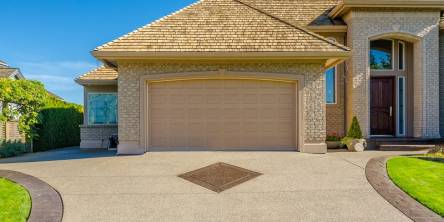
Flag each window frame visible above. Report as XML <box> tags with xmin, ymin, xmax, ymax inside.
<box><xmin>87</xmin><ymin>92</ymin><xmax>118</xmax><ymax>126</ymax></box>
<box><xmin>398</xmin><ymin>41</ymin><xmax>406</xmax><ymax>71</ymax></box>
<box><xmin>325</xmin><ymin>66</ymin><xmax>337</xmax><ymax>105</ymax></box>
<box><xmin>369</xmin><ymin>39</ymin><xmax>395</xmax><ymax>71</ymax></box>
<box><xmin>396</xmin><ymin>76</ymin><xmax>406</xmax><ymax>137</ymax></box>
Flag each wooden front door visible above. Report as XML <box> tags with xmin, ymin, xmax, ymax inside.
<box><xmin>370</xmin><ymin>77</ymin><xmax>395</xmax><ymax>135</ymax></box>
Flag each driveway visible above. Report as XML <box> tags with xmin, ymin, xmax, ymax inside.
<box><xmin>0</xmin><ymin>148</ymin><xmax>421</xmax><ymax>222</ymax></box>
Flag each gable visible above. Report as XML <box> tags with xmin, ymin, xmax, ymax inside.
<box><xmin>93</xmin><ymin>0</ymin><xmax>349</xmax><ymax>56</ymax></box>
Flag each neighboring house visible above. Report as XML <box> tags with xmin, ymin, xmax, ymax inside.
<box><xmin>0</xmin><ymin>60</ymin><xmax>25</xmax><ymax>141</ymax></box>
<box><xmin>76</xmin><ymin>0</ymin><xmax>444</xmax><ymax>154</ymax></box>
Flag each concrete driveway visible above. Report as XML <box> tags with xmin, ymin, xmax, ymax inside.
<box><xmin>0</xmin><ymin>148</ymin><xmax>419</xmax><ymax>222</ymax></box>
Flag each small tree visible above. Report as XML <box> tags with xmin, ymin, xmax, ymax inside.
<box><xmin>347</xmin><ymin>116</ymin><xmax>363</xmax><ymax>139</ymax></box>
<box><xmin>0</xmin><ymin>79</ymin><xmax>49</xmax><ymax>143</ymax></box>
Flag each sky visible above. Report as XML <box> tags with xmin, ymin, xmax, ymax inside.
<box><xmin>0</xmin><ymin>0</ymin><xmax>196</xmax><ymax>104</ymax></box>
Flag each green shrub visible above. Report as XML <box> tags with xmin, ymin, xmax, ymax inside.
<box><xmin>326</xmin><ymin>133</ymin><xmax>341</xmax><ymax>142</ymax></box>
<box><xmin>33</xmin><ymin>101</ymin><xmax>83</xmax><ymax>152</ymax></box>
<box><xmin>0</xmin><ymin>140</ymin><xmax>28</xmax><ymax>158</ymax></box>
<box><xmin>347</xmin><ymin>116</ymin><xmax>363</xmax><ymax>139</ymax></box>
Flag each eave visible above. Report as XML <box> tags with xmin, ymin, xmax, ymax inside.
<box><xmin>92</xmin><ymin>51</ymin><xmax>351</xmax><ymax>61</ymax></box>
<box><xmin>74</xmin><ymin>79</ymin><xmax>117</xmax><ymax>86</ymax></box>
<box><xmin>306</xmin><ymin>25</ymin><xmax>348</xmax><ymax>33</ymax></box>
<box><xmin>330</xmin><ymin>0</ymin><xmax>444</xmax><ymax>18</ymax></box>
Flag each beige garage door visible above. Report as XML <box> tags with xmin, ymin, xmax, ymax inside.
<box><xmin>148</xmin><ymin>79</ymin><xmax>297</xmax><ymax>151</ymax></box>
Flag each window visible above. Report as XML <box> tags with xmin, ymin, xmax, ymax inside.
<box><xmin>370</xmin><ymin>39</ymin><xmax>393</xmax><ymax>70</ymax></box>
<box><xmin>397</xmin><ymin>77</ymin><xmax>406</xmax><ymax>136</ymax></box>
<box><xmin>398</xmin><ymin>42</ymin><xmax>405</xmax><ymax>70</ymax></box>
<box><xmin>88</xmin><ymin>93</ymin><xmax>117</xmax><ymax>125</ymax></box>
<box><xmin>325</xmin><ymin>67</ymin><xmax>336</xmax><ymax>104</ymax></box>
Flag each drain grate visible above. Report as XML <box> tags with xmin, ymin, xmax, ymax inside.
<box><xmin>178</xmin><ymin>162</ymin><xmax>262</xmax><ymax>193</ymax></box>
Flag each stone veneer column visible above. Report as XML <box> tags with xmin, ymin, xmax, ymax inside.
<box><xmin>344</xmin><ymin>9</ymin><xmax>441</xmax><ymax>138</ymax></box>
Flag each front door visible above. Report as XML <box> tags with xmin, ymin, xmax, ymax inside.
<box><xmin>370</xmin><ymin>77</ymin><xmax>395</xmax><ymax>135</ymax></box>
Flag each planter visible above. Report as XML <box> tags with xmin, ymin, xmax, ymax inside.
<box><xmin>347</xmin><ymin>139</ymin><xmax>366</xmax><ymax>152</ymax></box>
<box><xmin>326</xmin><ymin>141</ymin><xmax>342</xmax><ymax>149</ymax></box>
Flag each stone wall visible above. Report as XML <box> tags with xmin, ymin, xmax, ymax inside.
<box><xmin>80</xmin><ymin>125</ymin><xmax>118</xmax><ymax>149</ymax></box>
<box><xmin>118</xmin><ymin>61</ymin><xmax>327</xmax><ymax>153</ymax></box>
<box><xmin>344</xmin><ymin>9</ymin><xmax>441</xmax><ymax>138</ymax></box>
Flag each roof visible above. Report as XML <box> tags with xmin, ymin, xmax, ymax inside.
<box><xmin>75</xmin><ymin>66</ymin><xmax>118</xmax><ymax>84</ymax></box>
<box><xmin>0</xmin><ymin>68</ymin><xmax>22</xmax><ymax>79</ymax></box>
<box><xmin>93</xmin><ymin>0</ymin><xmax>349</xmax><ymax>55</ymax></box>
<box><xmin>240</xmin><ymin>0</ymin><xmax>344</xmax><ymax>26</ymax></box>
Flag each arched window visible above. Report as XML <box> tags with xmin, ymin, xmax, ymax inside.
<box><xmin>370</xmin><ymin>39</ymin><xmax>393</xmax><ymax>70</ymax></box>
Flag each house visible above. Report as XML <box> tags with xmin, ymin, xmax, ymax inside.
<box><xmin>76</xmin><ymin>0</ymin><xmax>444</xmax><ymax>154</ymax></box>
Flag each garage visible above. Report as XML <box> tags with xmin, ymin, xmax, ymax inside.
<box><xmin>147</xmin><ymin>78</ymin><xmax>298</xmax><ymax>151</ymax></box>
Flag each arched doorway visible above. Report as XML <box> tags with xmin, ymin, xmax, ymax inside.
<box><xmin>369</xmin><ymin>38</ymin><xmax>413</xmax><ymax>137</ymax></box>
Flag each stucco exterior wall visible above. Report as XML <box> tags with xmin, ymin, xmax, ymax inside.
<box><xmin>344</xmin><ymin>9</ymin><xmax>441</xmax><ymax>138</ymax></box>
<box><xmin>117</xmin><ymin>61</ymin><xmax>327</xmax><ymax>154</ymax></box>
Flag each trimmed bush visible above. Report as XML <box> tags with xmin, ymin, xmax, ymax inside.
<box><xmin>0</xmin><ymin>140</ymin><xmax>28</xmax><ymax>158</ymax></box>
<box><xmin>347</xmin><ymin>116</ymin><xmax>363</xmax><ymax>139</ymax></box>
<box><xmin>33</xmin><ymin>101</ymin><xmax>83</xmax><ymax>152</ymax></box>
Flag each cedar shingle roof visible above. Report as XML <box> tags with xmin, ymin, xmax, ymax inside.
<box><xmin>94</xmin><ymin>0</ymin><xmax>348</xmax><ymax>53</ymax></box>
<box><xmin>76</xmin><ymin>67</ymin><xmax>118</xmax><ymax>83</ymax></box>
<box><xmin>240</xmin><ymin>0</ymin><xmax>344</xmax><ymax>26</ymax></box>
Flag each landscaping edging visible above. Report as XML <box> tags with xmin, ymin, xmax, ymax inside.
<box><xmin>0</xmin><ymin>170</ymin><xmax>63</xmax><ymax>222</ymax></box>
<box><xmin>365</xmin><ymin>156</ymin><xmax>443</xmax><ymax>222</ymax></box>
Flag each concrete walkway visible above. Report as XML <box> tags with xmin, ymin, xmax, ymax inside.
<box><xmin>0</xmin><ymin>148</ymin><xmax>423</xmax><ymax>222</ymax></box>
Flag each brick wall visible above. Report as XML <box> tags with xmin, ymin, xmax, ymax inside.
<box><xmin>440</xmin><ymin>30</ymin><xmax>444</xmax><ymax>137</ymax></box>
<box><xmin>345</xmin><ymin>9</ymin><xmax>441</xmax><ymax>138</ymax></box>
<box><xmin>80</xmin><ymin>125</ymin><xmax>118</xmax><ymax>149</ymax></box>
<box><xmin>0</xmin><ymin>121</ymin><xmax>25</xmax><ymax>142</ymax></box>
<box><xmin>118</xmin><ymin>61</ymin><xmax>327</xmax><ymax>152</ymax></box>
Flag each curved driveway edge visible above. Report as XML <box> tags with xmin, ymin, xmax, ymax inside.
<box><xmin>0</xmin><ymin>170</ymin><xmax>63</xmax><ymax>222</ymax></box>
<box><xmin>365</xmin><ymin>156</ymin><xmax>443</xmax><ymax>222</ymax></box>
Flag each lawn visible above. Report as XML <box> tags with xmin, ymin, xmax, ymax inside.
<box><xmin>0</xmin><ymin>178</ymin><xmax>31</xmax><ymax>222</ymax></box>
<box><xmin>387</xmin><ymin>156</ymin><xmax>444</xmax><ymax>217</ymax></box>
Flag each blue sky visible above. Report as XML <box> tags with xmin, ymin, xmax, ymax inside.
<box><xmin>0</xmin><ymin>0</ymin><xmax>196</xmax><ymax>104</ymax></box>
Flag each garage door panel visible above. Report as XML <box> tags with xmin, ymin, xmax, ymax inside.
<box><xmin>148</xmin><ymin>79</ymin><xmax>297</xmax><ymax>150</ymax></box>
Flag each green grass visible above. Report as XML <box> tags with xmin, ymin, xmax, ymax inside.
<box><xmin>0</xmin><ymin>178</ymin><xmax>31</xmax><ymax>222</ymax></box>
<box><xmin>387</xmin><ymin>156</ymin><xmax>444</xmax><ymax>217</ymax></box>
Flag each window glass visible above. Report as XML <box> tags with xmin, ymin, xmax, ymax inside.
<box><xmin>88</xmin><ymin>93</ymin><xmax>117</xmax><ymax>125</ymax></box>
<box><xmin>326</xmin><ymin>67</ymin><xmax>336</xmax><ymax>104</ymax></box>
<box><xmin>398</xmin><ymin>42</ymin><xmax>404</xmax><ymax>70</ymax></box>
<box><xmin>398</xmin><ymin>78</ymin><xmax>405</xmax><ymax>135</ymax></box>
<box><xmin>370</xmin><ymin>40</ymin><xmax>393</xmax><ymax>70</ymax></box>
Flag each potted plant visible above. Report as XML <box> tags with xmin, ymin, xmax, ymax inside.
<box><xmin>341</xmin><ymin>116</ymin><xmax>366</xmax><ymax>152</ymax></box>
<box><xmin>326</xmin><ymin>133</ymin><xmax>342</xmax><ymax>149</ymax></box>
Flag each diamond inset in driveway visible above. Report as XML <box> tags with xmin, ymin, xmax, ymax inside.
<box><xmin>178</xmin><ymin>162</ymin><xmax>262</xmax><ymax>193</ymax></box>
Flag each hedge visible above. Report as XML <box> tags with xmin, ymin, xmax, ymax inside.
<box><xmin>33</xmin><ymin>100</ymin><xmax>83</xmax><ymax>152</ymax></box>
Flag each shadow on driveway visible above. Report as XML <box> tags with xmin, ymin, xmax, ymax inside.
<box><xmin>0</xmin><ymin>147</ymin><xmax>116</xmax><ymax>164</ymax></box>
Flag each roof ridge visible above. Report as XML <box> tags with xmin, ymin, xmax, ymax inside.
<box><xmin>233</xmin><ymin>0</ymin><xmax>350</xmax><ymax>51</ymax></box>
<box><xmin>94</xmin><ymin>0</ymin><xmax>204</xmax><ymax>52</ymax></box>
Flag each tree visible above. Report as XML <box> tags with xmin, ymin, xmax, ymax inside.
<box><xmin>347</xmin><ymin>116</ymin><xmax>363</xmax><ymax>139</ymax></box>
<box><xmin>0</xmin><ymin>79</ymin><xmax>49</xmax><ymax>142</ymax></box>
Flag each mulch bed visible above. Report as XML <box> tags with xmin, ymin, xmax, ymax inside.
<box><xmin>0</xmin><ymin>170</ymin><xmax>63</xmax><ymax>222</ymax></box>
<box><xmin>365</xmin><ymin>156</ymin><xmax>443</xmax><ymax>222</ymax></box>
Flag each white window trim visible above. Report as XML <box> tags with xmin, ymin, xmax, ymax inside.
<box><xmin>370</xmin><ymin>39</ymin><xmax>395</xmax><ymax>71</ymax></box>
<box><xmin>87</xmin><ymin>92</ymin><xmax>118</xmax><ymax>126</ymax></box>
<box><xmin>396</xmin><ymin>76</ymin><xmax>406</xmax><ymax>137</ymax></box>
<box><xmin>325</xmin><ymin>66</ymin><xmax>337</xmax><ymax>105</ymax></box>
<box><xmin>398</xmin><ymin>41</ymin><xmax>406</xmax><ymax>71</ymax></box>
